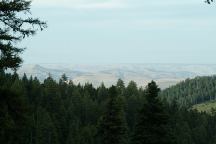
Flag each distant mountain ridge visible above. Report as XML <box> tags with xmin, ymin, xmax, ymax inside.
<box><xmin>17</xmin><ymin>64</ymin><xmax>216</xmax><ymax>89</ymax></box>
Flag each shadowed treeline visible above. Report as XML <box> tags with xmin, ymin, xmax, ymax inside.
<box><xmin>1</xmin><ymin>71</ymin><xmax>216</xmax><ymax>144</ymax></box>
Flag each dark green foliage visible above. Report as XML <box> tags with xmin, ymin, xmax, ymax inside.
<box><xmin>206</xmin><ymin>0</ymin><xmax>214</xmax><ymax>4</ymax></box>
<box><xmin>0</xmin><ymin>88</ymin><xmax>27</xmax><ymax>144</ymax></box>
<box><xmin>126</xmin><ymin>81</ymin><xmax>139</xmax><ymax>98</ymax></box>
<box><xmin>132</xmin><ymin>81</ymin><xmax>169</xmax><ymax>144</ymax></box>
<box><xmin>97</xmin><ymin>83</ymin><xmax>108</xmax><ymax>103</ymax></box>
<box><xmin>160</xmin><ymin>76</ymin><xmax>216</xmax><ymax>107</ymax></box>
<box><xmin>1</xmin><ymin>72</ymin><xmax>216</xmax><ymax>144</ymax></box>
<box><xmin>117</xmin><ymin>79</ymin><xmax>125</xmax><ymax>96</ymax></box>
<box><xmin>98</xmin><ymin>86</ymin><xmax>128</xmax><ymax>144</ymax></box>
<box><xmin>0</xmin><ymin>1</ymin><xmax>214</xmax><ymax>143</ymax></box>
<box><xmin>0</xmin><ymin>0</ymin><xmax>47</xmax><ymax>70</ymax></box>
<box><xmin>34</xmin><ymin>107</ymin><xmax>59</xmax><ymax>144</ymax></box>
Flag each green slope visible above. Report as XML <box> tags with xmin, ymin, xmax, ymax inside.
<box><xmin>160</xmin><ymin>76</ymin><xmax>216</xmax><ymax>107</ymax></box>
<box><xmin>192</xmin><ymin>100</ymin><xmax>216</xmax><ymax>113</ymax></box>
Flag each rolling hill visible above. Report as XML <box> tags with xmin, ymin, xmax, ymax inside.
<box><xmin>16</xmin><ymin>64</ymin><xmax>216</xmax><ymax>89</ymax></box>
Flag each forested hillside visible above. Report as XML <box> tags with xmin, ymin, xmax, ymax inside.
<box><xmin>160</xmin><ymin>76</ymin><xmax>216</xmax><ymax>107</ymax></box>
<box><xmin>2</xmin><ymin>71</ymin><xmax>216</xmax><ymax>144</ymax></box>
<box><xmin>1</xmin><ymin>0</ymin><xmax>216</xmax><ymax>144</ymax></box>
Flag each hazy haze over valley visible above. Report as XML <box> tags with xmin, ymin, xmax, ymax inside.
<box><xmin>17</xmin><ymin>64</ymin><xmax>216</xmax><ymax>89</ymax></box>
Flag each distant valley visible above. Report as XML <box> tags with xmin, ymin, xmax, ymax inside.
<box><xmin>17</xmin><ymin>64</ymin><xmax>216</xmax><ymax>89</ymax></box>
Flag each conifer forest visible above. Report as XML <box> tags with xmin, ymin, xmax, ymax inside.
<box><xmin>1</xmin><ymin>0</ymin><xmax>216</xmax><ymax>144</ymax></box>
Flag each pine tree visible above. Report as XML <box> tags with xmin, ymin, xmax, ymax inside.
<box><xmin>98</xmin><ymin>86</ymin><xmax>129</xmax><ymax>144</ymax></box>
<box><xmin>0</xmin><ymin>87</ymin><xmax>28</xmax><ymax>144</ymax></box>
<box><xmin>0</xmin><ymin>0</ymin><xmax>47</xmax><ymax>70</ymax></box>
<box><xmin>117</xmin><ymin>79</ymin><xmax>125</xmax><ymax>96</ymax></box>
<box><xmin>43</xmin><ymin>76</ymin><xmax>67</xmax><ymax>144</ymax></box>
<box><xmin>66</xmin><ymin>118</ymin><xmax>81</xmax><ymax>144</ymax></box>
<box><xmin>126</xmin><ymin>81</ymin><xmax>138</xmax><ymax>98</ymax></box>
<box><xmin>35</xmin><ymin>107</ymin><xmax>59</xmax><ymax>144</ymax></box>
<box><xmin>97</xmin><ymin>83</ymin><xmax>108</xmax><ymax>103</ymax></box>
<box><xmin>132</xmin><ymin>81</ymin><xmax>169</xmax><ymax>144</ymax></box>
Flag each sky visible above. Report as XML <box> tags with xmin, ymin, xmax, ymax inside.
<box><xmin>21</xmin><ymin>0</ymin><xmax>216</xmax><ymax>64</ymax></box>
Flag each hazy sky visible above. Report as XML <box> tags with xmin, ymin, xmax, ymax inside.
<box><xmin>21</xmin><ymin>0</ymin><xmax>216</xmax><ymax>64</ymax></box>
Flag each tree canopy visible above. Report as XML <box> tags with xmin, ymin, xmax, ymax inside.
<box><xmin>1</xmin><ymin>72</ymin><xmax>216</xmax><ymax>144</ymax></box>
<box><xmin>0</xmin><ymin>0</ymin><xmax>47</xmax><ymax>70</ymax></box>
<box><xmin>206</xmin><ymin>0</ymin><xmax>214</xmax><ymax>4</ymax></box>
<box><xmin>132</xmin><ymin>81</ymin><xmax>170</xmax><ymax>144</ymax></box>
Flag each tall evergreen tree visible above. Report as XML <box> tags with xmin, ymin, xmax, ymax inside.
<box><xmin>98</xmin><ymin>86</ymin><xmax>129</xmax><ymax>144</ymax></box>
<box><xmin>0</xmin><ymin>0</ymin><xmax>47</xmax><ymax>70</ymax></box>
<box><xmin>126</xmin><ymin>81</ymin><xmax>138</xmax><ymax>98</ymax></box>
<box><xmin>132</xmin><ymin>81</ymin><xmax>169</xmax><ymax>144</ymax></box>
<box><xmin>0</xmin><ymin>87</ymin><xmax>28</xmax><ymax>144</ymax></box>
<box><xmin>117</xmin><ymin>79</ymin><xmax>125</xmax><ymax>96</ymax></box>
<box><xmin>97</xmin><ymin>83</ymin><xmax>108</xmax><ymax>103</ymax></box>
<box><xmin>43</xmin><ymin>76</ymin><xmax>67</xmax><ymax>144</ymax></box>
<box><xmin>34</xmin><ymin>107</ymin><xmax>59</xmax><ymax>144</ymax></box>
